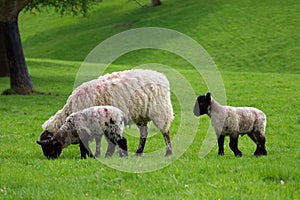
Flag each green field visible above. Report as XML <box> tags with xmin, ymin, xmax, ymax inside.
<box><xmin>1</xmin><ymin>0</ymin><xmax>299</xmax><ymax>199</ymax></box>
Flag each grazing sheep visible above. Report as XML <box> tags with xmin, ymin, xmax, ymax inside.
<box><xmin>37</xmin><ymin>106</ymin><xmax>128</xmax><ymax>159</ymax></box>
<box><xmin>40</xmin><ymin>69</ymin><xmax>174</xmax><ymax>156</ymax></box>
<box><xmin>193</xmin><ymin>92</ymin><xmax>267</xmax><ymax>156</ymax></box>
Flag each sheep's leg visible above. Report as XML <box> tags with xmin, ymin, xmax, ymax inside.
<box><xmin>78</xmin><ymin>129</ymin><xmax>94</xmax><ymax>158</ymax></box>
<box><xmin>79</xmin><ymin>134</ymin><xmax>94</xmax><ymax>159</ymax></box>
<box><xmin>80</xmin><ymin>141</ymin><xmax>94</xmax><ymax>159</ymax></box>
<box><xmin>229</xmin><ymin>135</ymin><xmax>242</xmax><ymax>156</ymax></box>
<box><xmin>105</xmin><ymin>136</ymin><xmax>116</xmax><ymax>158</ymax></box>
<box><xmin>163</xmin><ymin>130</ymin><xmax>172</xmax><ymax>156</ymax></box>
<box><xmin>79</xmin><ymin>141</ymin><xmax>87</xmax><ymax>159</ymax></box>
<box><xmin>94</xmin><ymin>134</ymin><xmax>102</xmax><ymax>158</ymax></box>
<box><xmin>117</xmin><ymin>137</ymin><xmax>128</xmax><ymax>157</ymax></box>
<box><xmin>136</xmin><ymin>125</ymin><xmax>148</xmax><ymax>156</ymax></box>
<box><xmin>247</xmin><ymin>133</ymin><xmax>261</xmax><ymax>156</ymax></box>
<box><xmin>257</xmin><ymin>134</ymin><xmax>267</xmax><ymax>156</ymax></box>
<box><xmin>248</xmin><ymin>133</ymin><xmax>267</xmax><ymax>156</ymax></box>
<box><xmin>217</xmin><ymin>135</ymin><xmax>225</xmax><ymax>156</ymax></box>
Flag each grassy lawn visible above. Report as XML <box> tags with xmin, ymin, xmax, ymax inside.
<box><xmin>1</xmin><ymin>0</ymin><xmax>299</xmax><ymax>199</ymax></box>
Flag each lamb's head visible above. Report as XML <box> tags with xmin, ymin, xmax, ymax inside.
<box><xmin>40</xmin><ymin>130</ymin><xmax>54</xmax><ymax>141</ymax></box>
<box><xmin>193</xmin><ymin>92</ymin><xmax>211</xmax><ymax>116</ymax></box>
<box><xmin>36</xmin><ymin>138</ymin><xmax>63</xmax><ymax>159</ymax></box>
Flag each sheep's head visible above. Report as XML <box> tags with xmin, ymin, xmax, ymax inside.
<box><xmin>36</xmin><ymin>138</ymin><xmax>63</xmax><ymax>159</ymax></box>
<box><xmin>193</xmin><ymin>92</ymin><xmax>211</xmax><ymax>116</ymax></box>
<box><xmin>40</xmin><ymin>130</ymin><xmax>54</xmax><ymax>141</ymax></box>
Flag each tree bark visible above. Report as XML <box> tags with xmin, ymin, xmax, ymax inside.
<box><xmin>0</xmin><ymin>0</ymin><xmax>35</xmax><ymax>94</ymax></box>
<box><xmin>152</xmin><ymin>0</ymin><xmax>162</xmax><ymax>7</ymax></box>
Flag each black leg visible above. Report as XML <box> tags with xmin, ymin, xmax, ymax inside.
<box><xmin>80</xmin><ymin>138</ymin><xmax>94</xmax><ymax>159</ymax></box>
<box><xmin>162</xmin><ymin>130</ymin><xmax>172</xmax><ymax>156</ymax></box>
<box><xmin>105</xmin><ymin>138</ymin><xmax>116</xmax><ymax>158</ymax></box>
<box><xmin>229</xmin><ymin>135</ymin><xmax>242</xmax><ymax>156</ymax></box>
<box><xmin>218</xmin><ymin>135</ymin><xmax>225</xmax><ymax>156</ymax></box>
<box><xmin>80</xmin><ymin>141</ymin><xmax>87</xmax><ymax>159</ymax></box>
<box><xmin>259</xmin><ymin>135</ymin><xmax>267</xmax><ymax>156</ymax></box>
<box><xmin>136</xmin><ymin>125</ymin><xmax>148</xmax><ymax>156</ymax></box>
<box><xmin>117</xmin><ymin>137</ymin><xmax>128</xmax><ymax>157</ymax></box>
<box><xmin>249</xmin><ymin>132</ymin><xmax>267</xmax><ymax>156</ymax></box>
<box><xmin>247</xmin><ymin>133</ymin><xmax>260</xmax><ymax>156</ymax></box>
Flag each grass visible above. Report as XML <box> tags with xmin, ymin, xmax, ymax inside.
<box><xmin>1</xmin><ymin>0</ymin><xmax>300</xmax><ymax>199</ymax></box>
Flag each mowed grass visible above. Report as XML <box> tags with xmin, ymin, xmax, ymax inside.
<box><xmin>1</xmin><ymin>0</ymin><xmax>300</xmax><ymax>199</ymax></box>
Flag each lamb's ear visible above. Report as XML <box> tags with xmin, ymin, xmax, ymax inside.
<box><xmin>37</xmin><ymin>140</ymin><xmax>46</xmax><ymax>146</ymax></box>
<box><xmin>193</xmin><ymin>96</ymin><xmax>200</xmax><ymax>117</ymax></box>
<box><xmin>206</xmin><ymin>92</ymin><xmax>211</xmax><ymax>104</ymax></box>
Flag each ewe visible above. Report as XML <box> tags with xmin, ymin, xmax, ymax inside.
<box><xmin>40</xmin><ymin>69</ymin><xmax>174</xmax><ymax>156</ymax></box>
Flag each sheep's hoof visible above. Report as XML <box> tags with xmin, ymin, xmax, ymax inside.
<box><xmin>234</xmin><ymin>152</ymin><xmax>242</xmax><ymax>157</ymax></box>
<box><xmin>94</xmin><ymin>154</ymin><xmax>100</xmax><ymax>158</ymax></box>
<box><xmin>135</xmin><ymin>152</ymin><xmax>143</xmax><ymax>156</ymax></box>
<box><xmin>218</xmin><ymin>151</ymin><xmax>224</xmax><ymax>156</ymax></box>
<box><xmin>254</xmin><ymin>150</ymin><xmax>267</xmax><ymax>156</ymax></box>
<box><xmin>165</xmin><ymin>149</ymin><xmax>172</xmax><ymax>157</ymax></box>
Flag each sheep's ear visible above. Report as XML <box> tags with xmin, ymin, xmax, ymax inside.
<box><xmin>206</xmin><ymin>92</ymin><xmax>211</xmax><ymax>103</ymax></box>
<box><xmin>37</xmin><ymin>140</ymin><xmax>46</xmax><ymax>146</ymax></box>
<box><xmin>193</xmin><ymin>97</ymin><xmax>200</xmax><ymax>117</ymax></box>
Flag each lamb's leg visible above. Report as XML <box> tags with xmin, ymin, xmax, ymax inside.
<box><xmin>218</xmin><ymin>135</ymin><xmax>225</xmax><ymax>156</ymax></box>
<box><xmin>248</xmin><ymin>132</ymin><xmax>267</xmax><ymax>156</ymax></box>
<box><xmin>136</xmin><ymin>124</ymin><xmax>148</xmax><ymax>156</ymax></box>
<box><xmin>79</xmin><ymin>135</ymin><xmax>94</xmax><ymax>159</ymax></box>
<box><xmin>78</xmin><ymin>128</ymin><xmax>94</xmax><ymax>158</ymax></box>
<box><xmin>247</xmin><ymin>133</ymin><xmax>261</xmax><ymax>156</ymax></box>
<box><xmin>79</xmin><ymin>141</ymin><xmax>86</xmax><ymax>159</ymax></box>
<box><xmin>80</xmin><ymin>141</ymin><xmax>90</xmax><ymax>159</ymax></box>
<box><xmin>162</xmin><ymin>130</ymin><xmax>172</xmax><ymax>156</ymax></box>
<box><xmin>258</xmin><ymin>134</ymin><xmax>267</xmax><ymax>156</ymax></box>
<box><xmin>105</xmin><ymin>136</ymin><xmax>116</xmax><ymax>158</ymax></box>
<box><xmin>229</xmin><ymin>135</ymin><xmax>242</xmax><ymax>156</ymax></box>
<box><xmin>117</xmin><ymin>137</ymin><xmax>128</xmax><ymax>157</ymax></box>
<box><xmin>94</xmin><ymin>134</ymin><xmax>102</xmax><ymax>158</ymax></box>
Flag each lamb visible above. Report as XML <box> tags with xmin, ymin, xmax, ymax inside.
<box><xmin>37</xmin><ymin>106</ymin><xmax>128</xmax><ymax>159</ymax></box>
<box><xmin>40</xmin><ymin>69</ymin><xmax>174</xmax><ymax>156</ymax></box>
<box><xmin>193</xmin><ymin>92</ymin><xmax>267</xmax><ymax>156</ymax></box>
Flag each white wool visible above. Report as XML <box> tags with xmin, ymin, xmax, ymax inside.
<box><xmin>42</xmin><ymin>69</ymin><xmax>174</xmax><ymax>134</ymax></box>
<box><xmin>209</xmin><ymin>97</ymin><xmax>266</xmax><ymax>137</ymax></box>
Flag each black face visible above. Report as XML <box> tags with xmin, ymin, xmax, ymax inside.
<box><xmin>193</xmin><ymin>92</ymin><xmax>211</xmax><ymax>116</ymax></box>
<box><xmin>40</xmin><ymin>130</ymin><xmax>54</xmax><ymax>141</ymax></box>
<box><xmin>37</xmin><ymin>138</ymin><xmax>62</xmax><ymax>159</ymax></box>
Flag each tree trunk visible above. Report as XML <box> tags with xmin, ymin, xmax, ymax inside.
<box><xmin>0</xmin><ymin>33</ymin><xmax>9</xmax><ymax>77</ymax></box>
<box><xmin>0</xmin><ymin>0</ymin><xmax>35</xmax><ymax>94</ymax></box>
<box><xmin>0</xmin><ymin>20</ymin><xmax>35</xmax><ymax>94</ymax></box>
<box><xmin>152</xmin><ymin>0</ymin><xmax>162</xmax><ymax>7</ymax></box>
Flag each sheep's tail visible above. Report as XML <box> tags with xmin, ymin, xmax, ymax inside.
<box><xmin>42</xmin><ymin>102</ymin><xmax>72</xmax><ymax>133</ymax></box>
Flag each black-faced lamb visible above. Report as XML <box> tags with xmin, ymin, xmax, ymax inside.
<box><xmin>193</xmin><ymin>92</ymin><xmax>267</xmax><ymax>156</ymax></box>
<box><xmin>37</xmin><ymin>106</ymin><xmax>128</xmax><ymax>159</ymax></box>
<box><xmin>40</xmin><ymin>69</ymin><xmax>174</xmax><ymax>156</ymax></box>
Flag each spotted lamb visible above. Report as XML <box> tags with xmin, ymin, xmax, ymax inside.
<box><xmin>40</xmin><ymin>69</ymin><xmax>174</xmax><ymax>156</ymax></box>
<box><xmin>193</xmin><ymin>92</ymin><xmax>267</xmax><ymax>156</ymax></box>
<box><xmin>37</xmin><ymin>106</ymin><xmax>128</xmax><ymax>159</ymax></box>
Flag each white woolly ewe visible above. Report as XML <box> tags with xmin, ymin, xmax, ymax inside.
<box><xmin>40</xmin><ymin>69</ymin><xmax>174</xmax><ymax>156</ymax></box>
<box><xmin>194</xmin><ymin>92</ymin><xmax>267</xmax><ymax>156</ymax></box>
<box><xmin>37</xmin><ymin>106</ymin><xmax>128</xmax><ymax>159</ymax></box>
